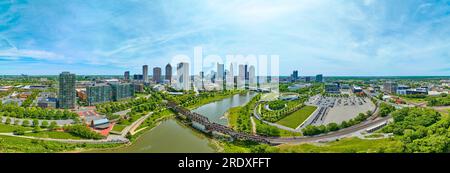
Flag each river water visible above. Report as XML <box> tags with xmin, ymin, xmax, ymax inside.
<box><xmin>91</xmin><ymin>92</ymin><xmax>256</xmax><ymax>153</ymax></box>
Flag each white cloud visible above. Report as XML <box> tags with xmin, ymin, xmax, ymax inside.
<box><xmin>0</xmin><ymin>48</ymin><xmax>65</xmax><ymax>61</ymax></box>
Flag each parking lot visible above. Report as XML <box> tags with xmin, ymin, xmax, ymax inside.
<box><xmin>306</xmin><ymin>95</ymin><xmax>375</xmax><ymax>125</ymax></box>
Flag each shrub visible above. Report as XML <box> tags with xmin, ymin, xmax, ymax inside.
<box><xmin>64</xmin><ymin>125</ymin><xmax>104</xmax><ymax>140</ymax></box>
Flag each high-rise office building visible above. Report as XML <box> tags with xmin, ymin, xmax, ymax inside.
<box><xmin>86</xmin><ymin>84</ymin><xmax>112</xmax><ymax>106</ymax></box>
<box><xmin>58</xmin><ymin>72</ymin><xmax>76</xmax><ymax>109</ymax></box>
<box><xmin>292</xmin><ymin>70</ymin><xmax>299</xmax><ymax>80</ymax></box>
<box><xmin>244</xmin><ymin>64</ymin><xmax>249</xmax><ymax>80</ymax></box>
<box><xmin>165</xmin><ymin>63</ymin><xmax>172</xmax><ymax>85</ymax></box>
<box><xmin>177</xmin><ymin>62</ymin><xmax>190</xmax><ymax>90</ymax></box>
<box><xmin>226</xmin><ymin>63</ymin><xmax>235</xmax><ymax>90</ymax></box>
<box><xmin>133</xmin><ymin>74</ymin><xmax>143</xmax><ymax>81</ymax></box>
<box><xmin>153</xmin><ymin>67</ymin><xmax>162</xmax><ymax>83</ymax></box>
<box><xmin>383</xmin><ymin>81</ymin><xmax>398</xmax><ymax>94</ymax></box>
<box><xmin>315</xmin><ymin>74</ymin><xmax>324</xmax><ymax>83</ymax></box>
<box><xmin>238</xmin><ymin>64</ymin><xmax>245</xmax><ymax>89</ymax></box>
<box><xmin>124</xmin><ymin>71</ymin><xmax>130</xmax><ymax>81</ymax></box>
<box><xmin>217</xmin><ymin>63</ymin><xmax>225</xmax><ymax>90</ymax></box>
<box><xmin>249</xmin><ymin>65</ymin><xmax>256</xmax><ymax>88</ymax></box>
<box><xmin>143</xmin><ymin>65</ymin><xmax>148</xmax><ymax>83</ymax></box>
<box><xmin>217</xmin><ymin>63</ymin><xmax>225</xmax><ymax>81</ymax></box>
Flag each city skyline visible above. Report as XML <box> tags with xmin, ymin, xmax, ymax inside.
<box><xmin>1</xmin><ymin>0</ymin><xmax>450</xmax><ymax>76</ymax></box>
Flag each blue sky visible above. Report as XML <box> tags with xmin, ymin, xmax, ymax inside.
<box><xmin>1</xmin><ymin>0</ymin><xmax>450</xmax><ymax>76</ymax></box>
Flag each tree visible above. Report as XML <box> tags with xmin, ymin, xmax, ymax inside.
<box><xmin>13</xmin><ymin>128</ymin><xmax>25</xmax><ymax>135</ymax></box>
<box><xmin>48</xmin><ymin>121</ymin><xmax>58</xmax><ymax>131</ymax></box>
<box><xmin>5</xmin><ymin>118</ymin><xmax>11</xmax><ymax>125</ymax></box>
<box><xmin>33</xmin><ymin>126</ymin><xmax>41</xmax><ymax>133</ymax></box>
<box><xmin>41</xmin><ymin>121</ymin><xmax>49</xmax><ymax>128</ymax></box>
<box><xmin>326</xmin><ymin>123</ymin><xmax>340</xmax><ymax>132</ymax></box>
<box><xmin>22</xmin><ymin>120</ymin><xmax>30</xmax><ymax>127</ymax></box>
<box><xmin>32</xmin><ymin>119</ymin><xmax>39</xmax><ymax>127</ymax></box>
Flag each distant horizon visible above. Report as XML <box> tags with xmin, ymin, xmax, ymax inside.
<box><xmin>1</xmin><ymin>73</ymin><xmax>450</xmax><ymax>78</ymax></box>
<box><xmin>1</xmin><ymin>0</ymin><xmax>450</xmax><ymax>75</ymax></box>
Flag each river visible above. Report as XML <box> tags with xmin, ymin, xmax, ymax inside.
<box><xmin>90</xmin><ymin>92</ymin><xmax>256</xmax><ymax>153</ymax></box>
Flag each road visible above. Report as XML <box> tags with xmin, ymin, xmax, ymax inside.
<box><xmin>267</xmin><ymin>115</ymin><xmax>391</xmax><ymax>144</ymax></box>
<box><xmin>120</xmin><ymin>112</ymin><xmax>152</xmax><ymax>137</ymax></box>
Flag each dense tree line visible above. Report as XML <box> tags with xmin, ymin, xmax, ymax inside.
<box><xmin>64</xmin><ymin>124</ymin><xmax>105</xmax><ymax>139</ymax></box>
<box><xmin>267</xmin><ymin>100</ymin><xmax>285</xmax><ymax>110</ymax></box>
<box><xmin>382</xmin><ymin>107</ymin><xmax>448</xmax><ymax>153</ymax></box>
<box><xmin>379</xmin><ymin>103</ymin><xmax>396</xmax><ymax>117</ymax></box>
<box><xmin>0</xmin><ymin>102</ymin><xmax>77</xmax><ymax>120</ymax></box>
<box><xmin>165</xmin><ymin>90</ymin><xmax>241</xmax><ymax>108</ymax></box>
<box><xmin>96</xmin><ymin>97</ymin><xmax>152</xmax><ymax>114</ymax></box>
<box><xmin>302</xmin><ymin>111</ymin><xmax>372</xmax><ymax>136</ymax></box>
<box><xmin>426</xmin><ymin>94</ymin><xmax>450</xmax><ymax>106</ymax></box>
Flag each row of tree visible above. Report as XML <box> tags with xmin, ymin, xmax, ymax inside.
<box><xmin>302</xmin><ymin>111</ymin><xmax>373</xmax><ymax>136</ymax></box>
<box><xmin>0</xmin><ymin>102</ymin><xmax>78</xmax><ymax>120</ymax></box>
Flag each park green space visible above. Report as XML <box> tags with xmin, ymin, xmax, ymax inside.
<box><xmin>0</xmin><ymin>135</ymin><xmax>120</xmax><ymax>153</ymax></box>
<box><xmin>221</xmin><ymin>137</ymin><xmax>403</xmax><ymax>153</ymax></box>
<box><xmin>254</xmin><ymin>118</ymin><xmax>302</xmax><ymax>137</ymax></box>
<box><xmin>0</xmin><ymin>124</ymin><xmax>32</xmax><ymax>133</ymax></box>
<box><xmin>112</xmin><ymin>124</ymin><xmax>127</xmax><ymax>132</ymax></box>
<box><xmin>276</xmin><ymin>106</ymin><xmax>317</xmax><ymax>129</ymax></box>
<box><xmin>400</xmin><ymin>96</ymin><xmax>426</xmax><ymax>104</ymax></box>
<box><xmin>24</xmin><ymin>131</ymin><xmax>83</xmax><ymax>139</ymax></box>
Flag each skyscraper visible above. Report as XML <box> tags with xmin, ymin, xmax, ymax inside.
<box><xmin>124</xmin><ymin>71</ymin><xmax>130</xmax><ymax>81</ymax></box>
<box><xmin>249</xmin><ymin>65</ymin><xmax>256</xmax><ymax>88</ymax></box>
<box><xmin>177</xmin><ymin>62</ymin><xmax>190</xmax><ymax>90</ymax></box>
<box><xmin>58</xmin><ymin>72</ymin><xmax>76</xmax><ymax>109</ymax></box>
<box><xmin>292</xmin><ymin>70</ymin><xmax>299</xmax><ymax>80</ymax></box>
<box><xmin>226</xmin><ymin>63</ymin><xmax>235</xmax><ymax>90</ymax></box>
<box><xmin>238</xmin><ymin>64</ymin><xmax>245</xmax><ymax>89</ymax></box>
<box><xmin>217</xmin><ymin>63</ymin><xmax>225</xmax><ymax>90</ymax></box>
<box><xmin>165</xmin><ymin>63</ymin><xmax>172</xmax><ymax>85</ymax></box>
<box><xmin>315</xmin><ymin>74</ymin><xmax>323</xmax><ymax>83</ymax></box>
<box><xmin>153</xmin><ymin>67</ymin><xmax>161</xmax><ymax>83</ymax></box>
<box><xmin>217</xmin><ymin>63</ymin><xmax>225</xmax><ymax>81</ymax></box>
<box><xmin>143</xmin><ymin>65</ymin><xmax>148</xmax><ymax>83</ymax></box>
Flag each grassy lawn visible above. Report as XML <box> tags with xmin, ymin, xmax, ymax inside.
<box><xmin>400</xmin><ymin>96</ymin><xmax>426</xmax><ymax>104</ymax></box>
<box><xmin>227</xmin><ymin>107</ymin><xmax>241</xmax><ymax>130</ymax></box>
<box><xmin>0</xmin><ymin>124</ymin><xmax>33</xmax><ymax>133</ymax></box>
<box><xmin>276</xmin><ymin>137</ymin><xmax>403</xmax><ymax>153</ymax></box>
<box><xmin>222</xmin><ymin>137</ymin><xmax>404</xmax><ymax>153</ymax></box>
<box><xmin>254</xmin><ymin>118</ymin><xmax>302</xmax><ymax>137</ymax></box>
<box><xmin>112</xmin><ymin>124</ymin><xmax>127</xmax><ymax>132</ymax></box>
<box><xmin>24</xmin><ymin>131</ymin><xmax>83</xmax><ymax>140</ymax></box>
<box><xmin>276</xmin><ymin>106</ymin><xmax>317</xmax><ymax>129</ymax></box>
<box><xmin>0</xmin><ymin>135</ymin><xmax>120</xmax><ymax>153</ymax></box>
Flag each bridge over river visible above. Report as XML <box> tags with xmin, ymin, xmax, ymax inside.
<box><xmin>167</xmin><ymin>101</ymin><xmax>270</xmax><ymax>143</ymax></box>
<box><xmin>167</xmin><ymin>100</ymin><xmax>391</xmax><ymax>145</ymax></box>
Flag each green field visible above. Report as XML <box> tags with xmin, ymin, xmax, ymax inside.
<box><xmin>0</xmin><ymin>124</ymin><xmax>33</xmax><ymax>133</ymax></box>
<box><xmin>24</xmin><ymin>131</ymin><xmax>83</xmax><ymax>139</ymax></box>
<box><xmin>276</xmin><ymin>137</ymin><xmax>403</xmax><ymax>153</ymax></box>
<box><xmin>112</xmin><ymin>124</ymin><xmax>127</xmax><ymax>132</ymax></box>
<box><xmin>400</xmin><ymin>96</ymin><xmax>426</xmax><ymax>104</ymax></box>
<box><xmin>0</xmin><ymin>135</ymin><xmax>120</xmax><ymax>153</ymax></box>
<box><xmin>222</xmin><ymin>137</ymin><xmax>403</xmax><ymax>153</ymax></box>
<box><xmin>276</xmin><ymin>106</ymin><xmax>317</xmax><ymax>129</ymax></box>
